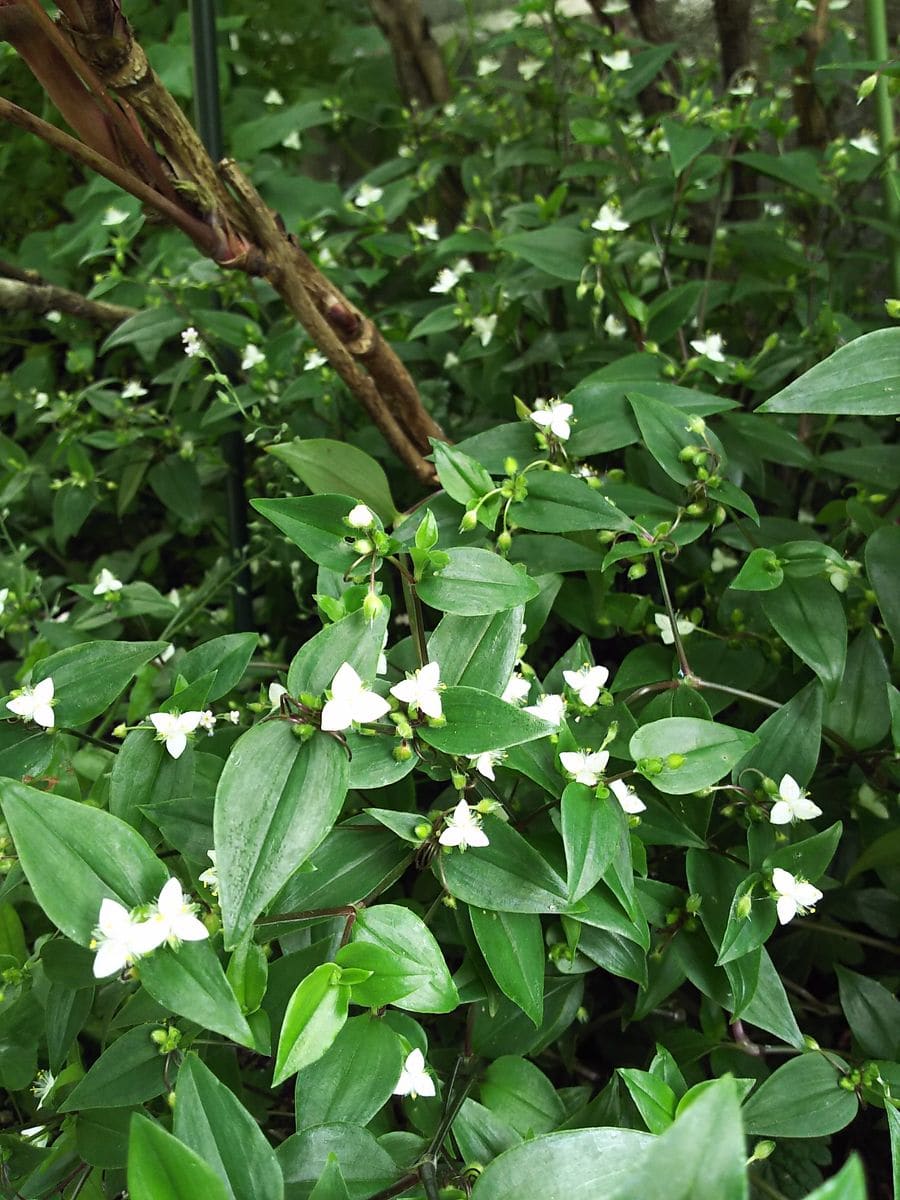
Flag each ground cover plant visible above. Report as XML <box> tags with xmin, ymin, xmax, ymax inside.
<box><xmin>0</xmin><ymin>0</ymin><xmax>898</xmax><ymax>1196</ymax></box>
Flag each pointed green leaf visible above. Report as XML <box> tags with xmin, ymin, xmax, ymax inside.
<box><xmin>418</xmin><ymin>686</ymin><xmax>554</xmax><ymax>755</ymax></box>
<box><xmin>273</xmin><ymin>963</ymin><xmax>350</xmax><ymax>1086</ymax></box>
<box><xmin>32</xmin><ymin>639</ymin><xmax>167</xmax><ymax>726</ymax></box>
<box><xmin>128</xmin><ymin>1114</ymin><xmax>231</xmax><ymax>1200</ymax></box>
<box><xmin>267</xmin><ymin>438</ymin><xmax>396</xmax><ymax>522</ymax></box>
<box><xmin>629</xmin><ymin>718</ymin><xmax>759</xmax><ymax>794</ymax></box>
<box><xmin>758</xmin><ymin>328</ymin><xmax>900</xmax><ymax>415</ymax></box>
<box><xmin>417</xmin><ymin>547</ymin><xmax>539</xmax><ymax>615</ymax></box>
<box><xmin>471</xmin><ymin>908</ymin><xmax>545</xmax><ymax>1026</ymax></box>
<box><xmin>139</xmin><ymin>941</ymin><xmax>254</xmax><ymax>1048</ymax></box>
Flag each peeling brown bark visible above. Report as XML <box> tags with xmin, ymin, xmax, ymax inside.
<box><xmin>368</xmin><ymin>0</ymin><xmax>451</xmax><ymax>109</ymax></box>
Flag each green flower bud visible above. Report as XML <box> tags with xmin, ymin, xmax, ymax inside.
<box><xmin>450</xmin><ymin>770</ymin><xmax>466</xmax><ymax>791</ymax></box>
<box><xmin>362</xmin><ymin>590</ymin><xmax>384</xmax><ymax>623</ymax></box>
<box><xmin>685</xmin><ymin>893</ymin><xmax>702</xmax><ymax>914</ymax></box>
<box><xmin>413</xmin><ymin>822</ymin><xmax>432</xmax><ymax>840</ymax></box>
<box><xmin>761</xmin><ymin>776</ymin><xmax>778</xmax><ymax>796</ymax></box>
<box><xmin>393</xmin><ymin>742</ymin><xmax>414</xmax><ymax>762</ymax></box>
<box><xmin>639</xmin><ymin>756</ymin><xmax>664</xmax><ymax>776</ymax></box>
<box><xmin>686</xmin><ymin>415</ymin><xmax>706</xmax><ymax>436</ymax></box>
<box><xmin>749</xmin><ymin>1141</ymin><xmax>776</xmax><ymax>1163</ymax></box>
<box><xmin>112</xmin><ymin>723</ymin><xmax>128</xmax><ymax>739</ymax></box>
<box><xmin>459</xmin><ymin>509</ymin><xmax>479</xmax><ymax>532</ymax></box>
<box><xmin>665</xmin><ymin>753</ymin><xmax>685</xmax><ymax>769</ymax></box>
<box><xmin>627</xmin><ymin>562</ymin><xmax>647</xmax><ymax>581</ymax></box>
<box><xmin>496</xmin><ymin>529</ymin><xmax>513</xmax><ymax>551</ymax></box>
<box><xmin>685</xmin><ymin>502</ymin><xmax>706</xmax><ymax>517</ymax></box>
<box><xmin>352</xmin><ymin>538</ymin><xmax>373</xmax><ymax>556</ymax></box>
<box><xmin>856</xmin><ymin>73</ymin><xmax>877</xmax><ymax>102</ymax></box>
<box><xmin>736</xmin><ymin>893</ymin><xmax>753</xmax><ymax>920</ymax></box>
<box><xmin>503</xmin><ymin>456</ymin><xmax>519</xmax><ymax>475</ymax></box>
<box><xmin>695</xmin><ymin>466</ymin><xmax>709</xmax><ymax>482</ymax></box>
<box><xmin>885</xmin><ymin>298</ymin><xmax>900</xmax><ymax>319</ymax></box>
<box><xmin>678</xmin><ymin>445</ymin><xmax>698</xmax><ymax>463</ymax></box>
<box><xmin>711</xmin><ymin>505</ymin><xmax>726</xmax><ymax>527</ymax></box>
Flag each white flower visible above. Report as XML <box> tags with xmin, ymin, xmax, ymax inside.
<box><xmin>530</xmin><ymin>400</ymin><xmax>574</xmax><ymax>442</ymax></box>
<box><xmin>101</xmin><ymin>206</ymin><xmax>130</xmax><ymax>226</ymax></box>
<box><xmin>430</xmin><ymin>268</ymin><xmax>459</xmax><ymax>295</ymax></box>
<box><xmin>6</xmin><ymin>677</ymin><xmax>55</xmax><ymax>729</ymax></box>
<box><xmin>354</xmin><ymin>182</ymin><xmax>384</xmax><ymax>208</ymax></box>
<box><xmin>524</xmin><ymin>693</ymin><xmax>566</xmax><ymax>726</ymax></box>
<box><xmin>771</xmin><ymin>867</ymin><xmax>823</xmax><ymax>925</ymax></box>
<box><xmin>610</xmin><ymin>778</ymin><xmax>646</xmax><ymax>814</ymax></box>
<box><xmin>198</xmin><ymin>850</ymin><xmax>219</xmax><ymax>896</ymax></box>
<box><xmin>198</xmin><ymin>710</ymin><xmax>216</xmax><ymax>734</ymax></box>
<box><xmin>159</xmin><ymin>643</ymin><xmax>176</xmax><ymax>664</ymax></box>
<box><xmin>439</xmin><ymin>798</ymin><xmax>489</xmax><ymax>850</ymax></box>
<box><xmin>655</xmin><ymin>613</ymin><xmax>696</xmax><ymax>644</ymax></box>
<box><xmin>320</xmin><ymin>662</ymin><xmax>391</xmax><ymax>732</ymax></box>
<box><xmin>412</xmin><ymin>218</ymin><xmax>439</xmax><ymax>241</ymax></box>
<box><xmin>31</xmin><ymin>1070</ymin><xmax>56</xmax><ymax>1108</ymax></box>
<box><xmin>142</xmin><ymin>877</ymin><xmax>209</xmax><ymax>948</ymax></box>
<box><xmin>468</xmin><ymin>750</ymin><xmax>505</xmax><ymax>781</ymax></box>
<box><xmin>769</xmin><ymin>774</ymin><xmax>822</xmax><ymax>825</ymax></box>
<box><xmin>824</xmin><ymin>561</ymin><xmax>854</xmax><ymax>592</ymax></box>
<box><xmin>148</xmin><ymin>710</ymin><xmax>204</xmax><ymax>759</ymax></box>
<box><xmin>91</xmin><ymin>898</ymin><xmax>160</xmax><ymax>978</ymax></box>
<box><xmin>121</xmin><ymin>380</ymin><xmax>147</xmax><ymax>400</ymax></box>
<box><xmin>690</xmin><ymin>332</ymin><xmax>727</xmax><ymax>362</ymax></box>
<box><xmin>391</xmin><ymin>661</ymin><xmax>443</xmax><ymax>719</ymax></box>
<box><xmin>264</xmin><ymin>88</ymin><xmax>284</xmax><ymax>105</ymax></box>
<box><xmin>34</xmin><ymin>391</ymin><xmax>50</xmax><ymax>409</ymax></box>
<box><xmin>472</xmin><ymin>314</ymin><xmax>498</xmax><ymax>347</ymax></box>
<box><xmin>281</xmin><ymin>130</ymin><xmax>302</xmax><ymax>150</ymax></box>
<box><xmin>710</xmin><ymin>547</ymin><xmax>738</xmax><ymax>573</ymax></box>
<box><xmin>592</xmin><ymin>203</ymin><xmax>630</xmax><ymax>233</ymax></box>
<box><xmin>444</xmin><ymin>351</ymin><xmax>460</xmax><ymax>370</ymax></box>
<box><xmin>601</xmin><ymin>49</ymin><xmax>633</xmax><ymax>72</ymax></box>
<box><xmin>225</xmin><ymin>709</ymin><xmax>240</xmax><ymax>724</ymax></box>
<box><xmin>454</xmin><ymin>258</ymin><xmax>474</xmax><ymax>277</ymax></box>
<box><xmin>0</xmin><ymin>587</ymin><xmax>8</xmax><ymax>616</ymax></box>
<box><xmin>241</xmin><ymin>343</ymin><xmax>265</xmax><ymax>370</ymax></box>
<box><xmin>93</xmin><ymin>567</ymin><xmax>123</xmax><ymax>596</ymax></box>
<box><xmin>45</xmin><ymin>310</ymin><xmax>61</xmax><ymax>323</ymax></box>
<box><xmin>268</xmin><ymin>682</ymin><xmax>288</xmax><ymax>710</ymax></box>
<box><xmin>347</xmin><ymin>503</ymin><xmax>375</xmax><ymax>529</ymax></box>
<box><xmin>318</xmin><ymin>246</ymin><xmax>337</xmax><ymax>268</ymax></box>
<box><xmin>603</xmin><ymin>0</ymin><xmax>628</xmax><ymax>11</ymax></box>
<box><xmin>502</xmin><ymin>672</ymin><xmax>531</xmax><ymax>705</ymax></box>
<box><xmin>181</xmin><ymin>327</ymin><xmax>203</xmax><ymax>357</ymax></box>
<box><xmin>563</xmin><ymin>664</ymin><xmax>609</xmax><ymax>708</ymax></box>
<box><xmin>849</xmin><ymin>132</ymin><xmax>878</xmax><ymax>154</ymax></box>
<box><xmin>604</xmin><ymin>314</ymin><xmax>627</xmax><ymax>338</ymax></box>
<box><xmin>476</xmin><ymin>56</ymin><xmax>502</xmax><ymax>77</ymax></box>
<box><xmin>518</xmin><ymin>57</ymin><xmax>543</xmax><ymax>81</ymax></box>
<box><xmin>305</xmin><ymin>348</ymin><xmax>328</xmax><ymax>370</ymax></box>
<box><xmin>394</xmin><ymin>1048</ymin><xmax>436</xmax><ymax>1099</ymax></box>
<box><xmin>560</xmin><ymin>749</ymin><xmax>609</xmax><ymax>787</ymax></box>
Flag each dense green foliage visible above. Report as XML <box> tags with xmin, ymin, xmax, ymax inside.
<box><xmin>0</xmin><ymin>2</ymin><xmax>898</xmax><ymax>1198</ymax></box>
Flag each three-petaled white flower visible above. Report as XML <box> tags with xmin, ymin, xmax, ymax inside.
<box><xmin>268</xmin><ymin>682</ymin><xmax>288</xmax><ymax>710</ymax></box>
<box><xmin>31</xmin><ymin>1070</ymin><xmax>56</xmax><ymax>1108</ymax></box>
<box><xmin>689</xmin><ymin>332</ymin><xmax>726</xmax><ymax>362</ymax></box>
<box><xmin>121</xmin><ymin>380</ymin><xmax>148</xmax><ymax>400</ymax></box>
<box><xmin>93</xmin><ymin>567</ymin><xmax>123</xmax><ymax>596</ymax></box>
<box><xmin>347</xmin><ymin>504</ymin><xmax>375</xmax><ymax>529</ymax></box>
<box><xmin>559</xmin><ymin>749</ymin><xmax>609</xmax><ymax>787</ymax></box>
<box><xmin>6</xmin><ymin>677</ymin><xmax>55</xmax><ymax>729</ymax></box>
<box><xmin>181</xmin><ymin>327</ymin><xmax>203</xmax><ymax>357</ymax></box>
<box><xmin>476</xmin><ymin>56</ymin><xmax>502</xmax><ymax>77</ymax></box>
<box><xmin>530</xmin><ymin>400</ymin><xmax>574</xmax><ymax>442</ymax></box>
<box><xmin>321</xmin><ymin>662</ymin><xmax>391</xmax><ymax>732</ymax></box>
<box><xmin>849</xmin><ymin>132</ymin><xmax>878</xmax><ymax>155</ymax></box>
<box><xmin>0</xmin><ymin>587</ymin><xmax>8</xmax><ymax>616</ymax></box>
<box><xmin>524</xmin><ymin>693</ymin><xmax>566</xmax><ymax>726</ymax></box>
<box><xmin>390</xmin><ymin>661</ymin><xmax>443</xmax><ymax>719</ymax></box>
<box><xmin>439</xmin><ymin>798</ymin><xmax>489</xmax><ymax>850</ymax></box>
<box><xmin>264</xmin><ymin>88</ymin><xmax>284</xmax><ymax>106</ymax></box>
<box><xmin>655</xmin><ymin>613</ymin><xmax>696</xmax><ymax>645</ymax></box>
<box><xmin>563</xmin><ymin>664</ymin><xmax>609</xmax><ymax>708</ymax></box>
<box><xmin>101</xmin><ymin>206</ymin><xmax>130</xmax><ymax>226</ymax></box>
<box><xmin>518</xmin><ymin>57</ymin><xmax>543</xmax><ymax>81</ymax></box>
<box><xmin>771</xmin><ymin>867</ymin><xmax>823</xmax><ymax>925</ymax></box>
<box><xmin>142</xmin><ymin>877</ymin><xmax>210</xmax><ymax>948</ymax></box>
<box><xmin>601</xmin><ymin>49</ymin><xmax>632</xmax><ymax>71</ymax></box>
<box><xmin>769</xmin><ymin>774</ymin><xmax>822</xmax><ymax>825</ymax></box>
<box><xmin>91</xmin><ymin>898</ymin><xmax>160</xmax><ymax>978</ymax></box>
<box><xmin>198</xmin><ymin>710</ymin><xmax>216</xmax><ymax>734</ymax></box>
<box><xmin>502</xmin><ymin>672</ymin><xmax>531</xmax><ymax>705</ymax></box>
<box><xmin>412</xmin><ymin>218</ymin><xmax>439</xmax><ymax>241</ymax></box>
<box><xmin>604</xmin><ymin>314</ymin><xmax>627</xmax><ymax>339</ymax></box>
<box><xmin>468</xmin><ymin>750</ymin><xmax>505</xmax><ymax>781</ymax></box>
<box><xmin>241</xmin><ymin>344</ymin><xmax>265</xmax><ymax>370</ymax></box>
<box><xmin>393</xmin><ymin>1048</ymin><xmax>436</xmax><ymax>1099</ymax></box>
<box><xmin>592</xmin><ymin>203</ymin><xmax>630</xmax><ymax>233</ymax></box>
<box><xmin>472</xmin><ymin>314</ymin><xmax>498</xmax><ymax>347</ymax></box>
<box><xmin>354</xmin><ymin>183</ymin><xmax>383</xmax><ymax>208</ymax></box>
<box><xmin>198</xmin><ymin>850</ymin><xmax>219</xmax><ymax>896</ymax></box>
<box><xmin>710</xmin><ymin>547</ymin><xmax>738</xmax><ymax>574</ymax></box>
<box><xmin>148</xmin><ymin>710</ymin><xmax>204</xmax><ymax>759</ymax></box>
<box><xmin>430</xmin><ymin>268</ymin><xmax>459</xmax><ymax>295</ymax></box>
<box><xmin>305</xmin><ymin>348</ymin><xmax>328</xmax><ymax>370</ymax></box>
<box><xmin>610</xmin><ymin>778</ymin><xmax>646</xmax><ymax>814</ymax></box>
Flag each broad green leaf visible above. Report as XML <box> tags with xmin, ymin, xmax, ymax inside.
<box><xmin>268</xmin><ymin>439</ymin><xmax>396</xmax><ymax>522</ymax></box>
<box><xmin>277</xmin><ymin>1125</ymin><xmax>398</xmax><ymax>1199</ymax></box>
<box><xmin>758</xmin><ymin>328</ymin><xmax>900</xmax><ymax>415</ymax></box>
<box><xmin>0</xmin><ymin>782</ymin><xmax>166</xmax><ymax>945</ymax></box>
<box><xmin>215</xmin><ymin>725</ymin><xmax>349</xmax><ymax>948</ymax></box>
<box><xmin>139</xmin><ymin>941</ymin><xmax>254</xmax><ymax>1048</ymax></box>
<box><xmin>174</xmin><ymin>1055</ymin><xmax>283</xmax><ymax>1200</ymax></box>
<box><xmin>440</xmin><ymin>817</ymin><xmax>570</xmax><ymax>914</ymax></box>
<box><xmin>480</xmin><ymin>1056</ymin><xmax>565</xmax><ymax>1136</ymax></box>
<box><xmin>735</xmin><ymin>682</ymin><xmax>823</xmax><ymax>788</ymax></box>
<box><xmin>346</xmin><ymin>903</ymin><xmax>458</xmax><ymax>1013</ymax></box>
<box><xmin>32</xmin><ymin>639</ymin><xmax>167</xmax><ymax>726</ymax></box>
<box><xmin>109</xmin><ymin>728</ymin><xmax>193</xmax><ymax>833</ymax></box>
<box><xmin>617</xmin><ymin>1068</ymin><xmax>677</xmax><ymax>1133</ymax></box>
<box><xmin>60</xmin><ymin>1025</ymin><xmax>165</xmax><ymax>1112</ymax></box>
<box><xmin>741</xmin><ymin>949</ymin><xmax>803</xmax><ymax>1048</ymax></box>
<box><xmin>800</xmin><ymin>1157</ymin><xmax>867</xmax><ymax>1200</ymax></box>
<box><xmin>293</xmin><ymin>1014</ymin><xmax>404</xmax><ymax>1131</ymax></box>
<box><xmin>767</xmin><ymin>821</ymin><xmax>842</xmax><ymax>882</ymax></box>
<box><xmin>735</xmin><ymin>149</ymin><xmax>829</xmax><ymax>202</ymax></box>
<box><xmin>453</xmin><ymin>1097</ymin><xmax>522</xmax><ymax>1164</ymax></box>
<box><xmin>499</xmin><ymin>225</ymin><xmax>591</xmax><ymax>280</ymax></box>
<box><xmin>510</xmin><ymin>472</ymin><xmax>640</xmax><ymax>534</ymax></box>
<box><xmin>226</xmin><ymin>936</ymin><xmax>269</xmax><ymax>1015</ymax></box>
<box><xmin>470</xmin><ymin>908</ymin><xmax>544</xmax><ymax>1026</ymax></box>
<box><xmin>180</xmin><ymin>634</ymin><xmax>259</xmax><ymax>703</ymax></box>
<box><xmin>716</xmin><ymin>875</ymin><xmax>776</xmax><ymax>967</ymax></box>
<box><xmin>835</xmin><ymin>966</ymin><xmax>900</xmax><ymax>1060</ymax></box>
<box><xmin>128</xmin><ymin>1114</ymin><xmax>230</xmax><ymax>1200</ymax></box>
<box><xmin>431</xmin><ymin>440</ymin><xmax>497</xmax><ymax>524</ymax></box>
<box><xmin>865</xmin><ymin>524</ymin><xmax>900</xmax><ymax>658</ymax></box>
<box><xmin>287</xmin><ymin>607</ymin><xmax>388</xmax><ymax>697</ymax></box>
<box><xmin>345</xmin><ymin>730</ymin><xmax>417</xmax><ymax>789</ymax></box>
<box><xmin>417</xmin><ymin>547</ymin><xmax>539</xmax><ymax>615</ymax></box>
<box><xmin>730</xmin><ymin>548</ymin><xmax>784</xmax><ymax>592</ymax></box>
<box><xmin>418</xmin><ymin>686</ymin><xmax>554</xmax><ymax>754</ymax></box>
<box><xmin>888</xmin><ymin>1105</ymin><xmax>900</xmax><ymax>1200</ymax></box>
<box><xmin>761</xmin><ymin>575</ymin><xmax>847</xmax><ymax>698</ymax></box>
<box><xmin>629</xmin><ymin>718</ymin><xmax>758</xmax><ymax>794</ymax></box>
<box><xmin>824</xmin><ymin>627</ymin><xmax>890</xmax><ymax>750</ymax></box>
<box><xmin>427</xmin><ymin>606</ymin><xmax>524</xmax><ymax>694</ymax></box>
<box><xmin>471</xmin><ymin>1128</ymin><xmax>652</xmax><ymax>1200</ymax></box>
<box><xmin>846</xmin><ymin>828</ymin><xmax>900</xmax><ymax>882</ymax></box>
<box><xmin>741</xmin><ymin>1053</ymin><xmax>858</xmax><ymax>1136</ymax></box>
<box><xmin>661</xmin><ymin>119</ymin><xmax>716</xmax><ymax>176</ymax></box>
<box><xmin>561</xmin><ymin>783</ymin><xmax>624</xmax><ymax>903</ymax></box>
<box><xmin>100</xmin><ymin>306</ymin><xmax>185</xmax><ymax>360</ymax></box>
<box><xmin>627</xmin><ymin>392</ymin><xmax>708</xmax><ymax>485</ymax></box>
<box><xmin>307</xmin><ymin>1157</ymin><xmax>352</xmax><ymax>1200</ymax></box>
<box><xmin>251</xmin><ymin>496</ymin><xmax>366</xmax><ymax>572</ymax></box>
<box><xmin>273</xmin><ymin>963</ymin><xmax>350</xmax><ymax>1086</ymax></box>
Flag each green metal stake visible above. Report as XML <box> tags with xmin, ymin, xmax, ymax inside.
<box><xmin>864</xmin><ymin>0</ymin><xmax>900</xmax><ymax>296</ymax></box>
<box><xmin>188</xmin><ymin>0</ymin><xmax>254</xmax><ymax>631</ymax></box>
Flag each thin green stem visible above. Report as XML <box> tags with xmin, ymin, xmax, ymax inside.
<box><xmin>864</xmin><ymin>0</ymin><xmax>900</xmax><ymax>294</ymax></box>
<box><xmin>654</xmin><ymin>553</ymin><xmax>692</xmax><ymax>677</ymax></box>
<box><xmin>59</xmin><ymin>726</ymin><xmax>117</xmax><ymax>751</ymax></box>
<box><xmin>692</xmin><ymin>679</ymin><xmax>780</xmax><ymax>711</ymax></box>
<box><xmin>400</xmin><ymin>566</ymin><xmax>428</xmax><ymax>668</ymax></box>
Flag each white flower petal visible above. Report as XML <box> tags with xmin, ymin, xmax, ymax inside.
<box><xmin>92</xmin><ymin>939</ymin><xmax>130</xmax><ymax>978</ymax></box>
<box><xmin>351</xmin><ymin>691</ymin><xmax>391</xmax><ymax>724</ymax></box>
<box><xmin>776</xmin><ymin>895</ymin><xmax>797</xmax><ymax>925</ymax></box>
<box><xmin>320</xmin><ymin>697</ymin><xmax>354</xmax><ymax>732</ymax></box>
<box><xmin>164</xmin><ymin>730</ymin><xmax>188</xmax><ymax>759</ymax></box>
<box><xmin>769</xmin><ymin>801</ymin><xmax>792</xmax><ymax>826</ymax></box>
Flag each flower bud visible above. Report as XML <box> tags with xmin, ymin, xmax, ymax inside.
<box><xmin>496</xmin><ymin>530</ymin><xmax>512</xmax><ymax>551</ymax></box>
<box><xmin>627</xmin><ymin>562</ymin><xmax>647</xmax><ymax>581</ymax></box>
<box><xmin>665</xmin><ymin>753</ymin><xmax>685</xmax><ymax>770</ymax></box>
<box><xmin>639</xmin><ymin>756</ymin><xmax>663</xmax><ymax>776</ymax></box>
<box><xmin>678</xmin><ymin>445</ymin><xmax>698</xmax><ymax>463</ymax></box>
<box><xmin>459</xmin><ymin>509</ymin><xmax>479</xmax><ymax>532</ymax></box>
<box><xmin>761</xmin><ymin>776</ymin><xmax>778</xmax><ymax>795</ymax></box>
<box><xmin>393</xmin><ymin>741</ymin><xmax>414</xmax><ymax>762</ymax></box>
<box><xmin>450</xmin><ymin>770</ymin><xmax>466</xmax><ymax>791</ymax></box>
<box><xmin>112</xmin><ymin>723</ymin><xmax>128</xmax><ymax>739</ymax></box>
<box><xmin>413</xmin><ymin>821</ymin><xmax>432</xmax><ymax>840</ymax></box>
<box><xmin>856</xmin><ymin>73</ymin><xmax>877</xmax><ymax>103</ymax></box>
<box><xmin>362</xmin><ymin>590</ymin><xmax>384</xmax><ymax>623</ymax></box>
<box><xmin>684</xmin><ymin>502</ymin><xmax>706</xmax><ymax>517</ymax></box>
<box><xmin>685</xmin><ymin>893</ymin><xmax>702</xmax><ymax>914</ymax></box>
<box><xmin>686</xmin><ymin>415</ymin><xmax>706</xmax><ymax>436</ymax></box>
<box><xmin>885</xmin><ymin>298</ymin><xmax>900</xmax><ymax>319</ymax></box>
<box><xmin>736</xmin><ymin>893</ymin><xmax>753</xmax><ymax>920</ymax></box>
<box><xmin>352</xmin><ymin>538</ymin><xmax>373</xmax><ymax>556</ymax></box>
<box><xmin>503</xmin><ymin>456</ymin><xmax>519</xmax><ymax>476</ymax></box>
<box><xmin>749</xmin><ymin>1141</ymin><xmax>775</xmax><ymax>1163</ymax></box>
<box><xmin>711</xmin><ymin>505</ymin><xmax>726</xmax><ymax>527</ymax></box>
